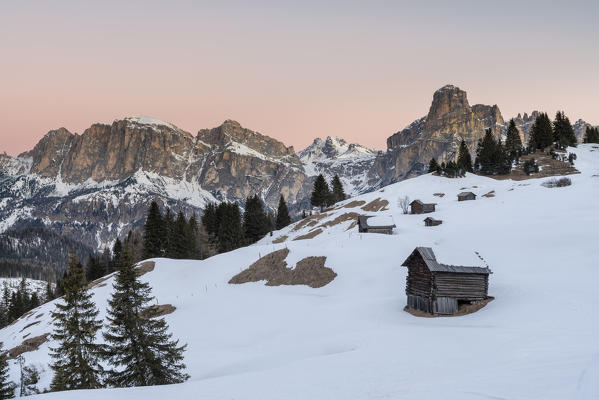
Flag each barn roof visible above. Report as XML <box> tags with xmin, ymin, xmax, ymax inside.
<box><xmin>458</xmin><ymin>191</ymin><xmax>476</xmax><ymax>196</ymax></box>
<box><xmin>402</xmin><ymin>247</ymin><xmax>492</xmax><ymax>274</ymax></box>
<box><xmin>358</xmin><ymin>215</ymin><xmax>396</xmax><ymax>229</ymax></box>
<box><xmin>424</xmin><ymin>217</ymin><xmax>441</xmax><ymax>222</ymax></box>
<box><xmin>410</xmin><ymin>200</ymin><xmax>436</xmax><ymax>206</ymax></box>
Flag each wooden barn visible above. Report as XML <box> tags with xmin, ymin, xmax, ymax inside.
<box><xmin>402</xmin><ymin>247</ymin><xmax>491</xmax><ymax>315</ymax></box>
<box><xmin>424</xmin><ymin>217</ymin><xmax>442</xmax><ymax>226</ymax></box>
<box><xmin>410</xmin><ymin>200</ymin><xmax>436</xmax><ymax>214</ymax></box>
<box><xmin>457</xmin><ymin>191</ymin><xmax>476</xmax><ymax>201</ymax></box>
<box><xmin>357</xmin><ymin>215</ymin><xmax>396</xmax><ymax>234</ymax></box>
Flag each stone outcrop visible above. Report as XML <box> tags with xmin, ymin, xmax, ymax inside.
<box><xmin>373</xmin><ymin>85</ymin><xmax>506</xmax><ymax>185</ymax></box>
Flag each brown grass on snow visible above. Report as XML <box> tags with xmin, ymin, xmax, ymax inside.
<box><xmin>229</xmin><ymin>249</ymin><xmax>336</xmax><ymax>288</ymax></box>
<box><xmin>141</xmin><ymin>304</ymin><xmax>176</xmax><ymax>319</ymax></box>
<box><xmin>361</xmin><ymin>198</ymin><xmax>389</xmax><ymax>212</ymax></box>
<box><xmin>342</xmin><ymin>200</ymin><xmax>366</xmax><ymax>209</ymax></box>
<box><xmin>346</xmin><ymin>221</ymin><xmax>357</xmax><ymax>231</ymax></box>
<box><xmin>20</xmin><ymin>321</ymin><xmax>41</xmax><ymax>332</ymax></box>
<box><xmin>482</xmin><ymin>190</ymin><xmax>495</xmax><ymax>198</ymax></box>
<box><xmin>293</xmin><ymin>229</ymin><xmax>323</xmax><ymax>241</ymax></box>
<box><xmin>433</xmin><ymin>193</ymin><xmax>445</xmax><ymax>197</ymax></box>
<box><xmin>136</xmin><ymin>261</ymin><xmax>156</xmax><ymax>277</ymax></box>
<box><xmin>8</xmin><ymin>333</ymin><xmax>50</xmax><ymax>359</ymax></box>
<box><xmin>272</xmin><ymin>235</ymin><xmax>288</xmax><ymax>243</ymax></box>
<box><xmin>318</xmin><ymin>212</ymin><xmax>361</xmax><ymax>229</ymax></box>
<box><xmin>292</xmin><ymin>213</ymin><xmax>329</xmax><ymax>232</ymax></box>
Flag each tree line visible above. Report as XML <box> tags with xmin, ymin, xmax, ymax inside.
<box><xmin>310</xmin><ymin>174</ymin><xmax>346</xmax><ymax>212</ymax></box>
<box><xmin>429</xmin><ymin>110</ymin><xmax>582</xmax><ymax>177</ymax></box>
<box><xmin>0</xmin><ymin>249</ymin><xmax>190</xmax><ymax>397</ymax></box>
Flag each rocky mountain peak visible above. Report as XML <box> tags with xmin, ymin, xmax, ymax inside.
<box><xmin>427</xmin><ymin>84</ymin><xmax>470</xmax><ymax>120</ymax></box>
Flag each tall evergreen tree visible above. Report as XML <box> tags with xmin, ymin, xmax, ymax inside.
<box><xmin>201</xmin><ymin>203</ymin><xmax>219</xmax><ymax>242</ymax></box>
<box><xmin>142</xmin><ymin>201</ymin><xmax>165</xmax><ymax>259</ymax></box>
<box><xmin>275</xmin><ymin>195</ymin><xmax>291</xmax><ymax>230</ymax></box>
<box><xmin>428</xmin><ymin>158</ymin><xmax>440</xmax><ymax>173</ymax></box>
<box><xmin>584</xmin><ymin>126</ymin><xmax>599</xmax><ymax>143</ymax></box>
<box><xmin>217</xmin><ymin>203</ymin><xmax>244</xmax><ymax>253</ymax></box>
<box><xmin>185</xmin><ymin>214</ymin><xmax>199</xmax><ymax>259</ymax></box>
<box><xmin>456</xmin><ymin>140</ymin><xmax>473</xmax><ymax>173</ymax></box>
<box><xmin>49</xmin><ymin>252</ymin><xmax>103</xmax><ymax>391</ymax></box>
<box><xmin>169</xmin><ymin>211</ymin><xmax>188</xmax><ymax>259</ymax></box>
<box><xmin>504</xmin><ymin>119</ymin><xmax>523</xmax><ymax>162</ymax></box>
<box><xmin>243</xmin><ymin>195</ymin><xmax>270</xmax><ymax>244</ymax></box>
<box><xmin>103</xmin><ymin>248</ymin><xmax>189</xmax><ymax>387</ymax></box>
<box><xmin>476</xmin><ymin>129</ymin><xmax>498</xmax><ymax>174</ymax></box>
<box><xmin>552</xmin><ymin>111</ymin><xmax>577</xmax><ymax>148</ymax></box>
<box><xmin>163</xmin><ymin>209</ymin><xmax>175</xmax><ymax>258</ymax></box>
<box><xmin>311</xmin><ymin>174</ymin><xmax>331</xmax><ymax>211</ymax></box>
<box><xmin>0</xmin><ymin>342</ymin><xmax>15</xmax><ymax>399</ymax></box>
<box><xmin>330</xmin><ymin>175</ymin><xmax>346</xmax><ymax>203</ymax></box>
<box><xmin>529</xmin><ymin>112</ymin><xmax>553</xmax><ymax>149</ymax></box>
<box><xmin>85</xmin><ymin>255</ymin><xmax>104</xmax><ymax>282</ymax></box>
<box><xmin>112</xmin><ymin>238</ymin><xmax>123</xmax><ymax>265</ymax></box>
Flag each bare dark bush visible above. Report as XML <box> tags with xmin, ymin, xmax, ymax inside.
<box><xmin>542</xmin><ymin>177</ymin><xmax>572</xmax><ymax>188</ymax></box>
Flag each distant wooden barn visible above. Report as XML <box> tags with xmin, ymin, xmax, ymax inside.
<box><xmin>357</xmin><ymin>215</ymin><xmax>396</xmax><ymax>234</ymax></box>
<box><xmin>457</xmin><ymin>192</ymin><xmax>476</xmax><ymax>201</ymax></box>
<box><xmin>410</xmin><ymin>200</ymin><xmax>436</xmax><ymax>214</ymax></box>
<box><xmin>424</xmin><ymin>217</ymin><xmax>442</xmax><ymax>226</ymax></box>
<box><xmin>402</xmin><ymin>247</ymin><xmax>491</xmax><ymax>315</ymax></box>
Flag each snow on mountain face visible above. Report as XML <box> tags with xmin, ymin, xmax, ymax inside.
<box><xmin>299</xmin><ymin>136</ymin><xmax>379</xmax><ymax>196</ymax></box>
<box><xmin>5</xmin><ymin>144</ymin><xmax>598</xmax><ymax>400</ymax></box>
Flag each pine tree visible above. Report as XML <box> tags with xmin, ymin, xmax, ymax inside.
<box><xmin>85</xmin><ymin>255</ymin><xmax>104</xmax><ymax>282</ymax></box>
<box><xmin>185</xmin><ymin>214</ymin><xmax>199</xmax><ymax>259</ymax></box>
<box><xmin>142</xmin><ymin>201</ymin><xmax>166</xmax><ymax>259</ymax></box>
<box><xmin>584</xmin><ymin>126</ymin><xmax>599</xmax><ymax>143</ymax></box>
<box><xmin>275</xmin><ymin>196</ymin><xmax>291</xmax><ymax>230</ymax></box>
<box><xmin>201</xmin><ymin>203</ymin><xmax>219</xmax><ymax>243</ymax></box>
<box><xmin>163</xmin><ymin>209</ymin><xmax>175</xmax><ymax>258</ymax></box>
<box><xmin>331</xmin><ymin>175</ymin><xmax>346</xmax><ymax>203</ymax></box>
<box><xmin>217</xmin><ymin>203</ymin><xmax>244</xmax><ymax>253</ymax></box>
<box><xmin>169</xmin><ymin>211</ymin><xmax>188</xmax><ymax>259</ymax></box>
<box><xmin>44</xmin><ymin>282</ymin><xmax>55</xmax><ymax>303</ymax></box>
<box><xmin>476</xmin><ymin>129</ymin><xmax>498</xmax><ymax>174</ymax></box>
<box><xmin>504</xmin><ymin>119</ymin><xmax>523</xmax><ymax>162</ymax></box>
<box><xmin>0</xmin><ymin>342</ymin><xmax>14</xmax><ymax>399</ymax></box>
<box><xmin>428</xmin><ymin>158</ymin><xmax>440</xmax><ymax>173</ymax></box>
<box><xmin>112</xmin><ymin>238</ymin><xmax>123</xmax><ymax>265</ymax></box>
<box><xmin>243</xmin><ymin>195</ymin><xmax>270</xmax><ymax>244</ymax></box>
<box><xmin>456</xmin><ymin>140</ymin><xmax>473</xmax><ymax>173</ymax></box>
<box><xmin>311</xmin><ymin>174</ymin><xmax>331</xmax><ymax>212</ymax></box>
<box><xmin>99</xmin><ymin>247</ymin><xmax>112</xmax><ymax>275</ymax></box>
<box><xmin>529</xmin><ymin>112</ymin><xmax>553</xmax><ymax>149</ymax></box>
<box><xmin>49</xmin><ymin>252</ymin><xmax>103</xmax><ymax>391</ymax></box>
<box><xmin>553</xmin><ymin>111</ymin><xmax>577</xmax><ymax>148</ymax></box>
<box><xmin>103</xmin><ymin>248</ymin><xmax>189</xmax><ymax>387</ymax></box>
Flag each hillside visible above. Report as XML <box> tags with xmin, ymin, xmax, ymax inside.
<box><xmin>1</xmin><ymin>144</ymin><xmax>597</xmax><ymax>399</ymax></box>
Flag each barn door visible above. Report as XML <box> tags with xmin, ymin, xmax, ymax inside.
<box><xmin>433</xmin><ymin>297</ymin><xmax>458</xmax><ymax>315</ymax></box>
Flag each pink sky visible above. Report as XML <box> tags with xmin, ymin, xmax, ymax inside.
<box><xmin>1</xmin><ymin>1</ymin><xmax>598</xmax><ymax>155</ymax></box>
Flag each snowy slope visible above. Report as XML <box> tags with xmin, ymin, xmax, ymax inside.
<box><xmin>299</xmin><ymin>136</ymin><xmax>378</xmax><ymax>196</ymax></box>
<box><xmin>4</xmin><ymin>145</ymin><xmax>599</xmax><ymax>399</ymax></box>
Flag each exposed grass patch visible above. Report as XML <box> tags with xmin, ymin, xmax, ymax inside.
<box><xmin>293</xmin><ymin>229</ymin><xmax>323</xmax><ymax>241</ymax></box>
<box><xmin>482</xmin><ymin>190</ymin><xmax>495</xmax><ymax>198</ymax></box>
<box><xmin>342</xmin><ymin>200</ymin><xmax>366</xmax><ymax>209</ymax></box>
<box><xmin>318</xmin><ymin>212</ymin><xmax>361</xmax><ymax>229</ymax></box>
<box><xmin>292</xmin><ymin>213</ymin><xmax>329</xmax><ymax>232</ymax></box>
<box><xmin>272</xmin><ymin>235</ymin><xmax>288</xmax><ymax>244</ymax></box>
<box><xmin>7</xmin><ymin>333</ymin><xmax>50</xmax><ymax>359</ymax></box>
<box><xmin>542</xmin><ymin>177</ymin><xmax>572</xmax><ymax>188</ymax></box>
<box><xmin>361</xmin><ymin>198</ymin><xmax>389</xmax><ymax>212</ymax></box>
<box><xmin>229</xmin><ymin>249</ymin><xmax>336</xmax><ymax>288</ymax></box>
<box><xmin>20</xmin><ymin>321</ymin><xmax>41</xmax><ymax>332</ymax></box>
<box><xmin>433</xmin><ymin>193</ymin><xmax>445</xmax><ymax>197</ymax></box>
<box><xmin>135</xmin><ymin>261</ymin><xmax>156</xmax><ymax>277</ymax></box>
<box><xmin>141</xmin><ymin>304</ymin><xmax>176</xmax><ymax>319</ymax></box>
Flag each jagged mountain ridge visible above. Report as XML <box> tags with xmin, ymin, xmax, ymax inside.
<box><xmin>299</xmin><ymin>136</ymin><xmax>379</xmax><ymax>196</ymax></box>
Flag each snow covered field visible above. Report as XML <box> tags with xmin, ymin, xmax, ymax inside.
<box><xmin>3</xmin><ymin>145</ymin><xmax>599</xmax><ymax>399</ymax></box>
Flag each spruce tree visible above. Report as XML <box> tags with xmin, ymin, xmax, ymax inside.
<box><xmin>428</xmin><ymin>158</ymin><xmax>440</xmax><ymax>173</ymax></box>
<box><xmin>275</xmin><ymin>195</ymin><xmax>291</xmax><ymax>230</ymax></box>
<box><xmin>584</xmin><ymin>126</ymin><xmax>599</xmax><ymax>143</ymax></box>
<box><xmin>217</xmin><ymin>203</ymin><xmax>244</xmax><ymax>253</ymax></box>
<box><xmin>171</xmin><ymin>211</ymin><xmax>188</xmax><ymax>259</ymax></box>
<box><xmin>103</xmin><ymin>248</ymin><xmax>189</xmax><ymax>387</ymax></box>
<box><xmin>456</xmin><ymin>140</ymin><xmax>473</xmax><ymax>173</ymax></box>
<box><xmin>331</xmin><ymin>175</ymin><xmax>346</xmax><ymax>204</ymax></box>
<box><xmin>0</xmin><ymin>342</ymin><xmax>15</xmax><ymax>399</ymax></box>
<box><xmin>311</xmin><ymin>174</ymin><xmax>331</xmax><ymax>212</ymax></box>
<box><xmin>477</xmin><ymin>129</ymin><xmax>498</xmax><ymax>174</ymax></box>
<box><xmin>201</xmin><ymin>203</ymin><xmax>219</xmax><ymax>242</ymax></box>
<box><xmin>505</xmin><ymin>119</ymin><xmax>523</xmax><ymax>162</ymax></box>
<box><xmin>142</xmin><ymin>201</ymin><xmax>165</xmax><ymax>259</ymax></box>
<box><xmin>529</xmin><ymin>112</ymin><xmax>553</xmax><ymax>149</ymax></box>
<box><xmin>160</xmin><ymin>209</ymin><xmax>174</xmax><ymax>258</ymax></box>
<box><xmin>85</xmin><ymin>255</ymin><xmax>104</xmax><ymax>282</ymax></box>
<box><xmin>112</xmin><ymin>238</ymin><xmax>123</xmax><ymax>265</ymax></box>
<box><xmin>49</xmin><ymin>252</ymin><xmax>103</xmax><ymax>391</ymax></box>
<box><xmin>243</xmin><ymin>195</ymin><xmax>270</xmax><ymax>244</ymax></box>
<box><xmin>185</xmin><ymin>214</ymin><xmax>199</xmax><ymax>259</ymax></box>
<box><xmin>553</xmin><ymin>111</ymin><xmax>577</xmax><ymax>148</ymax></box>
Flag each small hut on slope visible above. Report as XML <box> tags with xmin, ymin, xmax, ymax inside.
<box><xmin>424</xmin><ymin>217</ymin><xmax>442</xmax><ymax>226</ymax></box>
<box><xmin>357</xmin><ymin>215</ymin><xmax>396</xmax><ymax>234</ymax></box>
<box><xmin>402</xmin><ymin>247</ymin><xmax>492</xmax><ymax>315</ymax></box>
<box><xmin>457</xmin><ymin>192</ymin><xmax>476</xmax><ymax>201</ymax></box>
<box><xmin>410</xmin><ymin>200</ymin><xmax>436</xmax><ymax>214</ymax></box>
